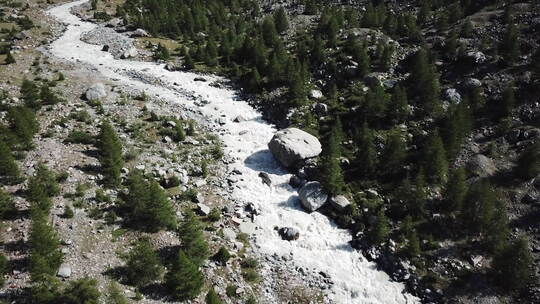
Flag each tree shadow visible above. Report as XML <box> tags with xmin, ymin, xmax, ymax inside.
<box><xmin>157</xmin><ymin>245</ymin><xmax>181</xmax><ymax>267</ymax></box>
<box><xmin>243</xmin><ymin>149</ymin><xmax>283</xmax><ymax>173</ymax></box>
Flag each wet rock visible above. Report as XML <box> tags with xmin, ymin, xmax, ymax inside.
<box><xmin>467</xmin><ymin>154</ymin><xmax>497</xmax><ymax>177</ymax></box>
<box><xmin>101</xmin><ymin>44</ymin><xmax>110</xmax><ymax>52</ymax></box>
<box><xmin>268</xmin><ymin>128</ymin><xmax>322</xmax><ymax>168</ymax></box>
<box><xmin>463</xmin><ymin>78</ymin><xmax>482</xmax><ymax>89</ymax></box>
<box><xmin>329</xmin><ymin>195</ymin><xmax>351</xmax><ymax>211</ymax></box>
<box><xmin>194</xmin><ymin>77</ymin><xmax>207</xmax><ymax>82</ymax></box>
<box><xmin>85</xmin><ymin>83</ymin><xmax>107</xmax><ymax>101</ymax></box>
<box><xmin>289</xmin><ymin>175</ymin><xmax>305</xmax><ymax>188</ymax></box>
<box><xmin>258</xmin><ymin>172</ymin><xmax>271</xmax><ymax>186</ymax></box>
<box><xmin>298</xmin><ymin>181</ymin><xmax>328</xmax><ymax>212</ymax></box>
<box><xmin>278</xmin><ymin>227</ymin><xmax>300</xmax><ymax>241</ymax></box>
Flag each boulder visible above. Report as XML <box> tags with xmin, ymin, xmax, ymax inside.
<box><xmin>85</xmin><ymin>83</ymin><xmax>107</xmax><ymax>101</ymax></box>
<box><xmin>131</xmin><ymin>28</ymin><xmax>149</xmax><ymax>37</ymax></box>
<box><xmin>444</xmin><ymin>88</ymin><xmax>461</xmax><ymax>104</ymax></box>
<box><xmin>289</xmin><ymin>175</ymin><xmax>306</xmax><ymax>188</ymax></box>
<box><xmin>223</xmin><ymin>228</ymin><xmax>236</xmax><ymax>241</ymax></box>
<box><xmin>298</xmin><ymin>181</ymin><xmax>328</xmax><ymax>212</ymax></box>
<box><xmin>197</xmin><ymin>203</ymin><xmax>210</xmax><ymax>216</ymax></box>
<box><xmin>329</xmin><ymin>195</ymin><xmax>351</xmax><ymax>211</ymax></box>
<box><xmin>233</xmin><ymin>115</ymin><xmax>246</xmax><ymax>123</ymax></box>
<box><xmin>268</xmin><ymin>128</ymin><xmax>322</xmax><ymax>168</ymax></box>
<box><xmin>278</xmin><ymin>227</ymin><xmax>300</xmax><ymax>241</ymax></box>
<box><xmin>312</xmin><ymin>103</ymin><xmax>329</xmax><ymax>115</ymax></box>
<box><xmin>258</xmin><ymin>172</ymin><xmax>271</xmax><ymax>186</ymax></box>
<box><xmin>309</xmin><ymin>89</ymin><xmax>323</xmax><ymax>99</ymax></box>
<box><xmin>165</xmin><ymin>63</ymin><xmax>179</xmax><ymax>71</ymax></box>
<box><xmin>120</xmin><ymin>47</ymin><xmax>137</xmax><ymax>59</ymax></box>
<box><xmin>463</xmin><ymin>78</ymin><xmax>482</xmax><ymax>89</ymax></box>
<box><xmin>101</xmin><ymin>45</ymin><xmax>110</xmax><ymax>52</ymax></box>
<box><xmin>467</xmin><ymin>154</ymin><xmax>497</xmax><ymax>177</ymax></box>
<box><xmin>57</xmin><ymin>264</ymin><xmax>72</xmax><ymax>278</ymax></box>
<box><xmin>464</xmin><ymin>51</ymin><xmax>487</xmax><ymax>64</ymax></box>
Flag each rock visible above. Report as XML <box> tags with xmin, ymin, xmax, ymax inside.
<box><xmin>165</xmin><ymin>63</ymin><xmax>179</xmax><ymax>71</ymax></box>
<box><xmin>364</xmin><ymin>73</ymin><xmax>382</xmax><ymax>87</ymax></box>
<box><xmin>329</xmin><ymin>195</ymin><xmax>351</xmax><ymax>211</ymax></box>
<box><xmin>268</xmin><ymin>128</ymin><xmax>322</xmax><ymax>168</ymax></box>
<box><xmin>13</xmin><ymin>32</ymin><xmax>30</xmax><ymax>40</ymax></box>
<box><xmin>444</xmin><ymin>88</ymin><xmax>461</xmax><ymax>104</ymax></box>
<box><xmin>522</xmin><ymin>190</ymin><xmax>540</xmax><ymax>204</ymax></box>
<box><xmin>120</xmin><ymin>47</ymin><xmax>137</xmax><ymax>59</ymax></box>
<box><xmin>258</xmin><ymin>172</ymin><xmax>271</xmax><ymax>186</ymax></box>
<box><xmin>131</xmin><ymin>28</ymin><xmax>149</xmax><ymax>37</ymax></box>
<box><xmin>309</xmin><ymin>89</ymin><xmax>323</xmax><ymax>99</ymax></box>
<box><xmin>196</xmin><ymin>193</ymin><xmax>205</xmax><ymax>204</ymax></box>
<box><xmin>467</xmin><ymin>154</ymin><xmax>497</xmax><ymax>177</ymax></box>
<box><xmin>239</xmin><ymin>222</ymin><xmax>256</xmax><ymax>234</ymax></box>
<box><xmin>298</xmin><ymin>181</ymin><xmax>328</xmax><ymax>212</ymax></box>
<box><xmin>463</xmin><ymin>78</ymin><xmax>482</xmax><ymax>89</ymax></box>
<box><xmin>312</xmin><ymin>103</ymin><xmax>329</xmax><ymax>115</ymax></box>
<box><xmin>101</xmin><ymin>45</ymin><xmax>110</xmax><ymax>52</ymax></box>
<box><xmin>194</xmin><ymin>77</ymin><xmax>207</xmax><ymax>82</ymax></box>
<box><xmin>197</xmin><ymin>203</ymin><xmax>211</xmax><ymax>216</ymax></box>
<box><xmin>278</xmin><ymin>227</ymin><xmax>300</xmax><ymax>241</ymax></box>
<box><xmin>289</xmin><ymin>175</ymin><xmax>305</xmax><ymax>188</ymax></box>
<box><xmin>223</xmin><ymin>228</ymin><xmax>236</xmax><ymax>241</ymax></box>
<box><xmin>464</xmin><ymin>51</ymin><xmax>487</xmax><ymax>64</ymax></box>
<box><xmin>85</xmin><ymin>83</ymin><xmax>107</xmax><ymax>101</ymax></box>
<box><xmin>233</xmin><ymin>115</ymin><xmax>246</xmax><ymax>123</ymax></box>
<box><xmin>57</xmin><ymin>264</ymin><xmax>72</xmax><ymax>278</ymax></box>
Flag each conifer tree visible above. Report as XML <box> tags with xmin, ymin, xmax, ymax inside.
<box><xmin>500</xmin><ymin>23</ymin><xmax>519</xmax><ymax>65</ymax></box>
<box><xmin>422</xmin><ymin>130</ymin><xmax>448</xmax><ymax>183</ymax></box>
<box><xmin>165</xmin><ymin>250</ymin><xmax>204</xmax><ymax>301</ymax></box>
<box><xmin>409</xmin><ymin>170</ymin><xmax>427</xmax><ymax>218</ymax></box>
<box><xmin>105</xmin><ymin>281</ymin><xmax>128</xmax><ymax>304</ymax></box>
<box><xmin>29</xmin><ymin>212</ymin><xmax>63</xmax><ymax>281</ymax></box>
<box><xmin>532</xmin><ymin>48</ymin><xmax>540</xmax><ymax>85</ymax></box>
<box><xmin>274</xmin><ymin>7</ymin><xmax>289</xmax><ymax>33</ymax></box>
<box><xmin>517</xmin><ymin>140</ymin><xmax>540</xmax><ymax>179</ymax></box>
<box><xmin>61</xmin><ymin>277</ymin><xmax>101</xmax><ymax>304</ymax></box>
<box><xmin>356</xmin><ymin>123</ymin><xmax>377</xmax><ymax>179</ymax></box>
<box><xmin>206</xmin><ymin>288</ymin><xmax>223</xmax><ymax>304</ymax></box>
<box><xmin>40</xmin><ymin>84</ymin><xmax>61</xmax><ymax>105</ymax></box>
<box><xmin>380</xmin><ymin>131</ymin><xmax>407</xmax><ymax>177</ymax></box>
<box><xmin>262</xmin><ymin>17</ymin><xmax>279</xmax><ymax>48</ymax></box>
<box><xmin>248</xmin><ymin>68</ymin><xmax>262</xmax><ymax>93</ymax></box>
<box><xmin>370</xmin><ymin>209</ymin><xmax>389</xmax><ymax>244</ymax></box>
<box><xmin>184</xmin><ymin>52</ymin><xmax>195</xmax><ymax>70</ymax></box>
<box><xmin>443</xmin><ymin>167</ymin><xmax>467</xmax><ymax>214</ymax></box>
<box><xmin>98</xmin><ymin>121</ymin><xmax>124</xmax><ymax>186</ymax></box>
<box><xmin>461</xmin><ymin>181</ymin><xmax>496</xmax><ymax>235</ymax></box>
<box><xmin>174</xmin><ymin>121</ymin><xmax>186</xmax><ymax>142</ymax></box>
<box><xmin>5</xmin><ymin>51</ymin><xmax>15</xmax><ymax>64</ymax></box>
<box><xmin>500</xmin><ymin>82</ymin><xmax>515</xmax><ymax>117</ymax></box>
<box><xmin>0</xmin><ymin>188</ymin><xmax>16</xmax><ymax>219</ymax></box>
<box><xmin>123</xmin><ymin>238</ymin><xmax>163</xmax><ymax>287</ymax></box>
<box><xmin>21</xmin><ymin>78</ymin><xmax>40</xmax><ymax>109</ymax></box>
<box><xmin>0</xmin><ymin>139</ymin><xmax>20</xmax><ymax>182</ymax></box>
<box><xmin>492</xmin><ymin>237</ymin><xmax>532</xmax><ymax>291</ymax></box>
<box><xmin>410</xmin><ymin>49</ymin><xmax>441</xmax><ymax>115</ymax></box>
<box><xmin>205</xmin><ymin>39</ymin><xmax>218</xmax><ymax>66</ymax></box>
<box><xmin>27</xmin><ymin>164</ymin><xmax>59</xmax><ymax>213</ymax></box>
<box><xmin>405</xmin><ymin>229</ymin><xmax>421</xmax><ymax>259</ymax></box>
<box><xmin>321</xmin><ymin>123</ymin><xmax>345</xmax><ymax>195</ymax></box>
<box><xmin>444</xmin><ymin>31</ymin><xmax>458</xmax><ymax>60</ymax></box>
<box><xmin>0</xmin><ymin>252</ymin><xmax>7</xmax><ymax>287</ymax></box>
<box><xmin>178</xmin><ymin>210</ymin><xmax>208</xmax><ymax>265</ymax></box>
<box><xmin>389</xmin><ymin>85</ymin><xmax>408</xmax><ymax>123</ymax></box>
<box><xmin>7</xmin><ymin>106</ymin><xmax>38</xmax><ymax>149</ymax></box>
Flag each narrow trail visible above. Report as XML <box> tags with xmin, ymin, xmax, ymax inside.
<box><xmin>46</xmin><ymin>1</ymin><xmax>419</xmax><ymax>303</ymax></box>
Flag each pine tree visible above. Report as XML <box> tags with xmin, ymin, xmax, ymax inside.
<box><xmin>461</xmin><ymin>180</ymin><xmax>496</xmax><ymax>235</ymax></box>
<box><xmin>29</xmin><ymin>212</ymin><xmax>63</xmax><ymax>281</ymax></box>
<box><xmin>178</xmin><ymin>210</ymin><xmax>208</xmax><ymax>265</ymax></box>
<box><xmin>5</xmin><ymin>51</ymin><xmax>15</xmax><ymax>64</ymax></box>
<box><xmin>0</xmin><ymin>139</ymin><xmax>20</xmax><ymax>182</ymax></box>
<box><xmin>443</xmin><ymin>167</ymin><xmax>467</xmax><ymax>214</ymax></box>
<box><xmin>123</xmin><ymin>238</ymin><xmax>163</xmax><ymax>287</ymax></box>
<box><xmin>61</xmin><ymin>277</ymin><xmax>101</xmax><ymax>304</ymax></box>
<box><xmin>517</xmin><ymin>140</ymin><xmax>540</xmax><ymax>179</ymax></box>
<box><xmin>274</xmin><ymin>7</ymin><xmax>289</xmax><ymax>33</ymax></box>
<box><xmin>321</xmin><ymin>123</ymin><xmax>345</xmax><ymax>195</ymax></box>
<box><xmin>174</xmin><ymin>121</ymin><xmax>186</xmax><ymax>142</ymax></box>
<box><xmin>184</xmin><ymin>53</ymin><xmax>195</xmax><ymax>70</ymax></box>
<box><xmin>405</xmin><ymin>229</ymin><xmax>421</xmax><ymax>259</ymax></box>
<box><xmin>105</xmin><ymin>281</ymin><xmax>128</xmax><ymax>304</ymax></box>
<box><xmin>389</xmin><ymin>85</ymin><xmax>408</xmax><ymax>123</ymax></box>
<box><xmin>532</xmin><ymin>48</ymin><xmax>540</xmax><ymax>85</ymax></box>
<box><xmin>40</xmin><ymin>84</ymin><xmax>61</xmax><ymax>105</ymax></box>
<box><xmin>205</xmin><ymin>39</ymin><xmax>218</xmax><ymax>66</ymax></box>
<box><xmin>500</xmin><ymin>82</ymin><xmax>515</xmax><ymax>117</ymax></box>
<box><xmin>206</xmin><ymin>288</ymin><xmax>223</xmax><ymax>304</ymax></box>
<box><xmin>380</xmin><ymin>131</ymin><xmax>407</xmax><ymax>177</ymax></box>
<box><xmin>370</xmin><ymin>209</ymin><xmax>389</xmax><ymax>244</ymax></box>
<box><xmin>444</xmin><ymin>31</ymin><xmax>458</xmax><ymax>60</ymax></box>
<box><xmin>7</xmin><ymin>106</ymin><xmax>38</xmax><ymax>149</ymax></box>
<box><xmin>500</xmin><ymin>23</ymin><xmax>519</xmax><ymax>65</ymax></box>
<box><xmin>410</xmin><ymin>49</ymin><xmax>441</xmax><ymax>115</ymax></box>
<box><xmin>356</xmin><ymin>123</ymin><xmax>377</xmax><ymax>179</ymax></box>
<box><xmin>409</xmin><ymin>169</ymin><xmax>427</xmax><ymax>218</ymax></box>
<box><xmin>492</xmin><ymin>237</ymin><xmax>532</xmax><ymax>291</ymax></box>
<box><xmin>0</xmin><ymin>188</ymin><xmax>16</xmax><ymax>219</ymax></box>
<box><xmin>422</xmin><ymin>130</ymin><xmax>448</xmax><ymax>183</ymax></box>
<box><xmin>27</xmin><ymin>164</ymin><xmax>59</xmax><ymax>213</ymax></box>
<box><xmin>165</xmin><ymin>250</ymin><xmax>204</xmax><ymax>301</ymax></box>
<box><xmin>98</xmin><ymin>121</ymin><xmax>124</xmax><ymax>186</ymax></box>
<box><xmin>0</xmin><ymin>252</ymin><xmax>7</xmax><ymax>287</ymax></box>
<box><xmin>21</xmin><ymin>78</ymin><xmax>40</xmax><ymax>109</ymax></box>
<box><xmin>262</xmin><ymin>16</ymin><xmax>279</xmax><ymax>48</ymax></box>
<box><xmin>248</xmin><ymin>68</ymin><xmax>262</xmax><ymax>93</ymax></box>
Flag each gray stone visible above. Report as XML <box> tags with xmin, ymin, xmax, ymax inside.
<box><xmin>329</xmin><ymin>195</ymin><xmax>351</xmax><ymax>211</ymax></box>
<box><xmin>57</xmin><ymin>264</ymin><xmax>72</xmax><ymax>278</ymax></box>
<box><xmin>312</xmin><ymin>103</ymin><xmax>329</xmax><ymax>115</ymax></box>
<box><xmin>309</xmin><ymin>89</ymin><xmax>323</xmax><ymax>99</ymax></box>
<box><xmin>233</xmin><ymin>115</ymin><xmax>246</xmax><ymax>123</ymax></box>
<box><xmin>197</xmin><ymin>203</ymin><xmax>210</xmax><ymax>216</ymax></box>
<box><xmin>278</xmin><ymin>227</ymin><xmax>300</xmax><ymax>241</ymax></box>
<box><xmin>239</xmin><ymin>221</ymin><xmax>256</xmax><ymax>234</ymax></box>
<box><xmin>268</xmin><ymin>128</ymin><xmax>322</xmax><ymax>168</ymax></box>
<box><xmin>85</xmin><ymin>83</ymin><xmax>107</xmax><ymax>101</ymax></box>
<box><xmin>467</xmin><ymin>154</ymin><xmax>497</xmax><ymax>177</ymax></box>
<box><xmin>258</xmin><ymin>172</ymin><xmax>271</xmax><ymax>186</ymax></box>
<box><xmin>298</xmin><ymin>181</ymin><xmax>328</xmax><ymax>212</ymax></box>
<box><xmin>120</xmin><ymin>47</ymin><xmax>138</xmax><ymax>59</ymax></box>
<box><xmin>444</xmin><ymin>88</ymin><xmax>461</xmax><ymax>104</ymax></box>
<box><xmin>131</xmin><ymin>28</ymin><xmax>149</xmax><ymax>37</ymax></box>
<box><xmin>223</xmin><ymin>228</ymin><xmax>236</xmax><ymax>241</ymax></box>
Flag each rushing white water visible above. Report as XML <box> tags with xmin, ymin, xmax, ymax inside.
<box><xmin>46</xmin><ymin>1</ymin><xmax>419</xmax><ymax>303</ymax></box>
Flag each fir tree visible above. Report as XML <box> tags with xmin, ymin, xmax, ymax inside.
<box><xmin>422</xmin><ymin>130</ymin><xmax>448</xmax><ymax>183</ymax></box>
<box><xmin>380</xmin><ymin>131</ymin><xmax>407</xmax><ymax>177</ymax></box>
<box><xmin>500</xmin><ymin>82</ymin><xmax>515</xmax><ymax>117</ymax></box>
<box><xmin>0</xmin><ymin>252</ymin><xmax>7</xmax><ymax>287</ymax></box>
<box><xmin>98</xmin><ymin>121</ymin><xmax>124</xmax><ymax>186</ymax></box>
<box><xmin>500</xmin><ymin>23</ymin><xmax>519</xmax><ymax>65</ymax></box>
<box><xmin>27</xmin><ymin>164</ymin><xmax>60</xmax><ymax>213</ymax></box>
<box><xmin>40</xmin><ymin>84</ymin><xmax>61</xmax><ymax>105</ymax></box>
<box><xmin>492</xmin><ymin>237</ymin><xmax>532</xmax><ymax>291</ymax></box>
<box><xmin>123</xmin><ymin>238</ymin><xmax>163</xmax><ymax>287</ymax></box>
<box><xmin>174</xmin><ymin>121</ymin><xmax>186</xmax><ymax>142</ymax></box>
<box><xmin>370</xmin><ymin>208</ymin><xmax>389</xmax><ymax>244</ymax></box>
<box><xmin>274</xmin><ymin>7</ymin><xmax>289</xmax><ymax>33</ymax></box>
<box><xmin>356</xmin><ymin>123</ymin><xmax>377</xmax><ymax>179</ymax></box>
<box><xmin>206</xmin><ymin>288</ymin><xmax>223</xmax><ymax>304</ymax></box>
<box><xmin>517</xmin><ymin>140</ymin><xmax>540</xmax><ymax>179</ymax></box>
<box><xmin>178</xmin><ymin>210</ymin><xmax>209</xmax><ymax>265</ymax></box>
<box><xmin>105</xmin><ymin>281</ymin><xmax>128</xmax><ymax>304</ymax></box>
<box><xmin>388</xmin><ymin>85</ymin><xmax>408</xmax><ymax>123</ymax></box>
<box><xmin>405</xmin><ymin>229</ymin><xmax>421</xmax><ymax>259</ymax></box>
<box><xmin>461</xmin><ymin>180</ymin><xmax>497</xmax><ymax>235</ymax></box>
<box><xmin>165</xmin><ymin>250</ymin><xmax>204</xmax><ymax>301</ymax></box>
<box><xmin>410</xmin><ymin>49</ymin><xmax>441</xmax><ymax>115</ymax></box>
<box><xmin>61</xmin><ymin>277</ymin><xmax>101</xmax><ymax>304</ymax></box>
<box><xmin>21</xmin><ymin>78</ymin><xmax>40</xmax><ymax>109</ymax></box>
<box><xmin>8</xmin><ymin>106</ymin><xmax>38</xmax><ymax>149</ymax></box>
<box><xmin>29</xmin><ymin>212</ymin><xmax>63</xmax><ymax>281</ymax></box>
<box><xmin>443</xmin><ymin>167</ymin><xmax>467</xmax><ymax>214</ymax></box>
<box><xmin>184</xmin><ymin>53</ymin><xmax>195</xmax><ymax>70</ymax></box>
<box><xmin>0</xmin><ymin>139</ymin><xmax>20</xmax><ymax>182</ymax></box>
<box><xmin>320</xmin><ymin>123</ymin><xmax>345</xmax><ymax>195</ymax></box>
<box><xmin>0</xmin><ymin>188</ymin><xmax>16</xmax><ymax>219</ymax></box>
<box><xmin>5</xmin><ymin>51</ymin><xmax>15</xmax><ymax>64</ymax></box>
<box><xmin>409</xmin><ymin>170</ymin><xmax>427</xmax><ymax>218</ymax></box>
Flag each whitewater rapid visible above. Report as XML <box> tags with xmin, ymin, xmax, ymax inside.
<box><xmin>46</xmin><ymin>1</ymin><xmax>419</xmax><ymax>303</ymax></box>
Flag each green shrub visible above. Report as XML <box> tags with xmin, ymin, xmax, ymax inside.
<box><xmin>122</xmin><ymin>238</ymin><xmax>163</xmax><ymax>287</ymax></box>
<box><xmin>212</xmin><ymin>247</ymin><xmax>231</xmax><ymax>265</ymax></box>
<box><xmin>63</xmin><ymin>205</ymin><xmax>74</xmax><ymax>218</ymax></box>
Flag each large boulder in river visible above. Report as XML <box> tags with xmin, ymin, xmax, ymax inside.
<box><xmin>298</xmin><ymin>181</ymin><xmax>328</xmax><ymax>212</ymax></box>
<box><xmin>268</xmin><ymin>128</ymin><xmax>322</xmax><ymax>168</ymax></box>
<box><xmin>85</xmin><ymin>83</ymin><xmax>107</xmax><ymax>101</ymax></box>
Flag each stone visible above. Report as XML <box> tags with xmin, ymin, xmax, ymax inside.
<box><xmin>120</xmin><ymin>47</ymin><xmax>137</xmax><ymax>59</ymax></box>
<box><xmin>467</xmin><ymin>154</ymin><xmax>497</xmax><ymax>177</ymax></box>
<box><xmin>278</xmin><ymin>227</ymin><xmax>300</xmax><ymax>241</ymax></box>
<box><xmin>289</xmin><ymin>175</ymin><xmax>305</xmax><ymax>188</ymax></box>
<box><xmin>165</xmin><ymin>63</ymin><xmax>178</xmax><ymax>71</ymax></box>
<box><xmin>258</xmin><ymin>172</ymin><xmax>271</xmax><ymax>186</ymax></box>
<box><xmin>101</xmin><ymin>45</ymin><xmax>110</xmax><ymax>52</ymax></box>
<box><xmin>298</xmin><ymin>181</ymin><xmax>328</xmax><ymax>212</ymax></box>
<box><xmin>197</xmin><ymin>203</ymin><xmax>211</xmax><ymax>216</ymax></box>
<box><xmin>312</xmin><ymin>103</ymin><xmax>329</xmax><ymax>115</ymax></box>
<box><xmin>329</xmin><ymin>195</ymin><xmax>351</xmax><ymax>211</ymax></box>
<box><xmin>131</xmin><ymin>28</ymin><xmax>149</xmax><ymax>37</ymax></box>
<box><xmin>223</xmin><ymin>228</ymin><xmax>236</xmax><ymax>241</ymax></box>
<box><xmin>239</xmin><ymin>221</ymin><xmax>256</xmax><ymax>234</ymax></box>
<box><xmin>233</xmin><ymin>115</ymin><xmax>246</xmax><ymax>123</ymax></box>
<box><xmin>196</xmin><ymin>193</ymin><xmax>205</xmax><ymax>204</ymax></box>
<box><xmin>464</xmin><ymin>51</ymin><xmax>487</xmax><ymax>64</ymax></box>
<box><xmin>444</xmin><ymin>88</ymin><xmax>461</xmax><ymax>104</ymax></box>
<box><xmin>57</xmin><ymin>264</ymin><xmax>72</xmax><ymax>278</ymax></box>
<box><xmin>463</xmin><ymin>78</ymin><xmax>482</xmax><ymax>89</ymax></box>
<box><xmin>85</xmin><ymin>83</ymin><xmax>107</xmax><ymax>101</ymax></box>
<box><xmin>268</xmin><ymin>128</ymin><xmax>322</xmax><ymax>168</ymax></box>
<box><xmin>309</xmin><ymin>89</ymin><xmax>323</xmax><ymax>99</ymax></box>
